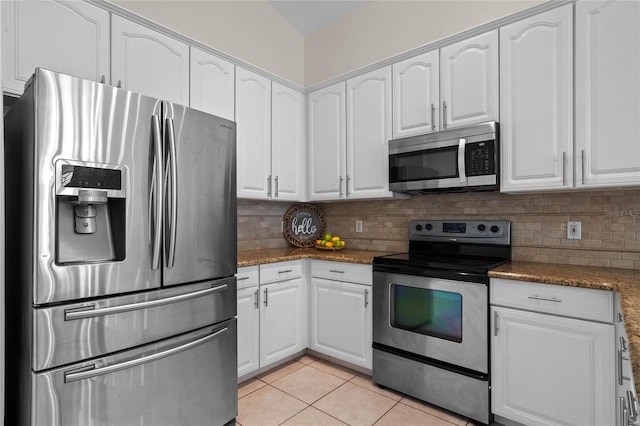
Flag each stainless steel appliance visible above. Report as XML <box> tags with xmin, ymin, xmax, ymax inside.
<box><xmin>4</xmin><ymin>68</ymin><xmax>238</xmax><ymax>425</ymax></box>
<box><xmin>372</xmin><ymin>219</ymin><xmax>511</xmax><ymax>424</ymax></box>
<box><xmin>388</xmin><ymin>121</ymin><xmax>499</xmax><ymax>194</ymax></box>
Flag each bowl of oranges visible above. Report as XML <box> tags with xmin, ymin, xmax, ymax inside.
<box><xmin>315</xmin><ymin>233</ymin><xmax>346</xmax><ymax>250</ymax></box>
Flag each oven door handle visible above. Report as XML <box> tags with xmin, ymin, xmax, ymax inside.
<box><xmin>458</xmin><ymin>138</ymin><xmax>467</xmax><ymax>183</ymax></box>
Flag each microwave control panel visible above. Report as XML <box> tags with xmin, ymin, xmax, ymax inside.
<box><xmin>465</xmin><ymin>141</ymin><xmax>496</xmax><ymax>176</ymax></box>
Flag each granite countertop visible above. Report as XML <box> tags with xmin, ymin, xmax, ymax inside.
<box><xmin>238</xmin><ymin>247</ymin><xmax>393</xmax><ymax>267</ymax></box>
<box><xmin>489</xmin><ymin>261</ymin><xmax>640</xmax><ymax>395</ymax></box>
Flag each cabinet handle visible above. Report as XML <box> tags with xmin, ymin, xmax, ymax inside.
<box><xmin>100</xmin><ymin>75</ymin><xmax>106</xmax><ymax>84</ymax></box>
<box><xmin>581</xmin><ymin>150</ymin><xmax>586</xmax><ymax>184</ymax></box>
<box><xmin>346</xmin><ymin>175</ymin><xmax>351</xmax><ymax>196</ymax></box>
<box><xmin>274</xmin><ymin>176</ymin><xmax>279</xmax><ymax>198</ymax></box>
<box><xmin>619</xmin><ymin>312</ymin><xmax>625</xmax><ymax>323</ymax></box>
<box><xmin>442</xmin><ymin>101</ymin><xmax>448</xmax><ymax>129</ymax></box>
<box><xmin>629</xmin><ymin>391</ymin><xmax>639</xmax><ymax>420</ymax></box>
<box><xmin>237</xmin><ymin>276</ymin><xmax>250</xmax><ymax>281</ymax></box>
<box><xmin>329</xmin><ymin>270</ymin><xmax>344</xmax><ymax>274</ymax></box>
<box><xmin>116</xmin><ymin>80</ymin><xmax>122</xmax><ymax>88</ymax></box>
<box><xmin>623</xmin><ymin>397</ymin><xmax>630</xmax><ymax>426</ymax></box>
<box><xmin>619</xmin><ymin>349</ymin><xmax>632</xmax><ymax>385</ymax></box>
<box><xmin>254</xmin><ymin>290</ymin><xmax>259</xmax><ymax>309</ymax></box>
<box><xmin>527</xmin><ymin>295</ymin><xmax>562</xmax><ymax>303</ymax></box>
<box><xmin>278</xmin><ymin>269</ymin><xmax>293</xmax><ymax>274</ymax></box>
<box><xmin>562</xmin><ymin>151</ymin><xmax>567</xmax><ymax>186</ymax></box>
<box><xmin>264</xmin><ymin>288</ymin><xmax>268</xmax><ymax>307</ymax></box>
<box><xmin>621</xmin><ymin>336</ymin><xmax>629</xmax><ymax>352</ymax></box>
<box><xmin>339</xmin><ymin>176</ymin><xmax>344</xmax><ymax>197</ymax></box>
<box><xmin>267</xmin><ymin>175</ymin><xmax>272</xmax><ymax>198</ymax></box>
<box><xmin>364</xmin><ymin>289</ymin><xmax>369</xmax><ymax>307</ymax></box>
<box><xmin>493</xmin><ymin>311</ymin><xmax>499</xmax><ymax>337</ymax></box>
<box><xmin>431</xmin><ymin>104</ymin><xmax>435</xmax><ymax>131</ymax></box>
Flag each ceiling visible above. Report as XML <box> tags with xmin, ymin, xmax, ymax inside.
<box><xmin>268</xmin><ymin>0</ymin><xmax>368</xmax><ymax>35</ymax></box>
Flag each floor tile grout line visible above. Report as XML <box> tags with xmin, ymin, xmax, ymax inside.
<box><xmin>371</xmin><ymin>399</ymin><xmax>402</xmax><ymax>425</ymax></box>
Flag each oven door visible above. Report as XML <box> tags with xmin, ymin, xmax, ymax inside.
<box><xmin>372</xmin><ymin>270</ymin><xmax>488</xmax><ymax>373</ymax></box>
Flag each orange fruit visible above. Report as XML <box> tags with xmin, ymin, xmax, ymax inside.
<box><xmin>315</xmin><ymin>239</ymin><xmax>322</xmax><ymax>246</ymax></box>
<box><xmin>325</xmin><ymin>241</ymin><xmax>334</xmax><ymax>248</ymax></box>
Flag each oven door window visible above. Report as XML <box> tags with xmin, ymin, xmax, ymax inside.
<box><xmin>390</xmin><ymin>284</ymin><xmax>462</xmax><ymax>343</ymax></box>
<box><xmin>389</xmin><ymin>146</ymin><xmax>458</xmax><ymax>183</ymax></box>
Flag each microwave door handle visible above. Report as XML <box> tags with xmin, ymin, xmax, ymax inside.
<box><xmin>458</xmin><ymin>138</ymin><xmax>467</xmax><ymax>183</ymax></box>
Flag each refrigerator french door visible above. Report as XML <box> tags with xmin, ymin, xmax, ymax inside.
<box><xmin>4</xmin><ymin>68</ymin><xmax>237</xmax><ymax>425</ymax></box>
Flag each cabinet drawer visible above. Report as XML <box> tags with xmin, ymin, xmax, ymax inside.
<box><xmin>259</xmin><ymin>261</ymin><xmax>303</xmax><ymax>284</ymax></box>
<box><xmin>237</xmin><ymin>265</ymin><xmax>259</xmax><ymax>289</ymax></box>
<box><xmin>491</xmin><ymin>278</ymin><xmax>614</xmax><ymax>323</ymax></box>
<box><xmin>311</xmin><ymin>261</ymin><xmax>372</xmax><ymax>285</ymax></box>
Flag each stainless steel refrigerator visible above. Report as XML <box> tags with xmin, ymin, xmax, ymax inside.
<box><xmin>4</xmin><ymin>68</ymin><xmax>238</xmax><ymax>425</ymax></box>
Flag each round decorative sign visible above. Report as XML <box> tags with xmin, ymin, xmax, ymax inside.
<box><xmin>283</xmin><ymin>204</ymin><xmax>326</xmax><ymax>247</ymax></box>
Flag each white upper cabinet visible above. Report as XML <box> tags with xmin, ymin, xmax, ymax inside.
<box><xmin>500</xmin><ymin>5</ymin><xmax>573</xmax><ymax>192</ymax></box>
<box><xmin>112</xmin><ymin>16</ymin><xmax>189</xmax><ymax>105</ymax></box>
<box><xmin>392</xmin><ymin>50</ymin><xmax>440</xmax><ymax>138</ymax></box>
<box><xmin>190</xmin><ymin>47</ymin><xmax>235</xmax><ymax>121</ymax></box>
<box><xmin>1</xmin><ymin>0</ymin><xmax>110</xmax><ymax>95</ymax></box>
<box><xmin>272</xmin><ymin>83</ymin><xmax>306</xmax><ymax>201</ymax></box>
<box><xmin>235</xmin><ymin>67</ymin><xmax>272</xmax><ymax>199</ymax></box>
<box><xmin>440</xmin><ymin>30</ymin><xmax>499</xmax><ymax>129</ymax></box>
<box><xmin>346</xmin><ymin>66</ymin><xmax>393</xmax><ymax>199</ymax></box>
<box><xmin>308</xmin><ymin>82</ymin><xmax>347</xmax><ymax>201</ymax></box>
<box><xmin>576</xmin><ymin>0</ymin><xmax>640</xmax><ymax>188</ymax></box>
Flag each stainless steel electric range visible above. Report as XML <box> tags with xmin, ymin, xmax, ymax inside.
<box><xmin>372</xmin><ymin>219</ymin><xmax>511</xmax><ymax>425</ymax></box>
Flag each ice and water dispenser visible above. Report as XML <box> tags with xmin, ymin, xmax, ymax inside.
<box><xmin>55</xmin><ymin>160</ymin><xmax>127</xmax><ymax>264</ymax></box>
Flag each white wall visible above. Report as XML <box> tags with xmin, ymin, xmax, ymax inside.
<box><xmin>304</xmin><ymin>0</ymin><xmax>544</xmax><ymax>87</ymax></box>
<box><xmin>111</xmin><ymin>0</ymin><xmax>306</xmax><ymax>87</ymax></box>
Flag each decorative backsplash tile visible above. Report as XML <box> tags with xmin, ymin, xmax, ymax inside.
<box><xmin>238</xmin><ymin>189</ymin><xmax>640</xmax><ymax>270</ymax></box>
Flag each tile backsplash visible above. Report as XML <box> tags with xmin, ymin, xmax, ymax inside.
<box><xmin>238</xmin><ymin>189</ymin><xmax>640</xmax><ymax>270</ymax></box>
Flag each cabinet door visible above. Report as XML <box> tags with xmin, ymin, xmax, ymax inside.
<box><xmin>310</xmin><ymin>278</ymin><xmax>372</xmax><ymax>369</ymax></box>
<box><xmin>260</xmin><ymin>278</ymin><xmax>306</xmax><ymax>366</ymax></box>
<box><xmin>500</xmin><ymin>5</ymin><xmax>573</xmax><ymax>192</ymax></box>
<box><xmin>236</xmin><ymin>67</ymin><xmax>272</xmax><ymax>199</ymax></box>
<box><xmin>576</xmin><ymin>0</ymin><xmax>640</xmax><ymax>188</ymax></box>
<box><xmin>1</xmin><ymin>0</ymin><xmax>110</xmax><ymax>95</ymax></box>
<box><xmin>492</xmin><ymin>307</ymin><xmax>615</xmax><ymax>426</ymax></box>
<box><xmin>440</xmin><ymin>30</ymin><xmax>498</xmax><ymax>129</ymax></box>
<box><xmin>237</xmin><ymin>286</ymin><xmax>259</xmax><ymax>378</ymax></box>
<box><xmin>346</xmin><ymin>67</ymin><xmax>393</xmax><ymax>199</ymax></box>
<box><xmin>308</xmin><ymin>82</ymin><xmax>347</xmax><ymax>201</ymax></box>
<box><xmin>392</xmin><ymin>50</ymin><xmax>440</xmax><ymax>138</ymax></box>
<box><xmin>111</xmin><ymin>16</ymin><xmax>189</xmax><ymax>105</ymax></box>
<box><xmin>272</xmin><ymin>83</ymin><xmax>306</xmax><ymax>201</ymax></box>
<box><xmin>190</xmin><ymin>47</ymin><xmax>234</xmax><ymax>121</ymax></box>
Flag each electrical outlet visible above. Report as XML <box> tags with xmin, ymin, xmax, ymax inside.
<box><xmin>355</xmin><ymin>220</ymin><xmax>363</xmax><ymax>233</ymax></box>
<box><xmin>567</xmin><ymin>221</ymin><xmax>582</xmax><ymax>240</ymax></box>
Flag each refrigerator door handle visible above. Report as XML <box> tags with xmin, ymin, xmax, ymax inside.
<box><xmin>64</xmin><ymin>326</ymin><xmax>229</xmax><ymax>383</ymax></box>
<box><xmin>64</xmin><ymin>283</ymin><xmax>228</xmax><ymax>321</ymax></box>
<box><xmin>165</xmin><ymin>117</ymin><xmax>178</xmax><ymax>268</ymax></box>
<box><xmin>150</xmin><ymin>115</ymin><xmax>163</xmax><ymax>270</ymax></box>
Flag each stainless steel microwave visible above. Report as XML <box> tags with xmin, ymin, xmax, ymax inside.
<box><xmin>388</xmin><ymin>121</ymin><xmax>499</xmax><ymax>194</ymax></box>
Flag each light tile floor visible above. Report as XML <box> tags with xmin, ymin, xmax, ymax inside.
<box><xmin>237</xmin><ymin>355</ymin><xmax>478</xmax><ymax>426</ymax></box>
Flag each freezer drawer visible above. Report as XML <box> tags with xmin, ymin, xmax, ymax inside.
<box><xmin>33</xmin><ymin>277</ymin><xmax>236</xmax><ymax>370</ymax></box>
<box><xmin>30</xmin><ymin>320</ymin><xmax>237</xmax><ymax>426</ymax></box>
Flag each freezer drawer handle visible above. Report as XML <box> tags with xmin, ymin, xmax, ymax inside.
<box><xmin>64</xmin><ymin>326</ymin><xmax>229</xmax><ymax>383</ymax></box>
<box><xmin>527</xmin><ymin>295</ymin><xmax>561</xmax><ymax>303</ymax></box>
<box><xmin>64</xmin><ymin>283</ymin><xmax>228</xmax><ymax>321</ymax></box>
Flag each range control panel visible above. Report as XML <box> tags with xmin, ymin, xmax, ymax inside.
<box><xmin>409</xmin><ymin>220</ymin><xmax>511</xmax><ymax>245</ymax></box>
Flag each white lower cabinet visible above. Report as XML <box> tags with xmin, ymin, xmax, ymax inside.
<box><xmin>491</xmin><ymin>278</ymin><xmax>615</xmax><ymax>426</ymax></box>
<box><xmin>259</xmin><ymin>276</ymin><xmax>306</xmax><ymax>366</ymax></box>
<box><xmin>310</xmin><ymin>261</ymin><xmax>372</xmax><ymax>369</ymax></box>
<box><xmin>236</xmin><ymin>262</ymin><xmax>307</xmax><ymax>378</ymax></box>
